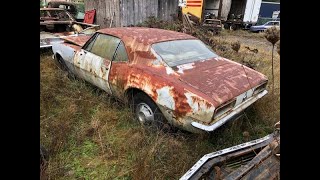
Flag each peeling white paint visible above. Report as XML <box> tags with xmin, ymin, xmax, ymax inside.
<box><xmin>185</xmin><ymin>92</ymin><xmax>215</xmax><ymax>123</ymax></box>
<box><xmin>150</xmin><ymin>48</ymin><xmax>163</xmax><ymax>66</ymax></box>
<box><xmin>165</xmin><ymin>66</ymin><xmax>175</xmax><ymax>75</ymax></box>
<box><xmin>156</xmin><ymin>87</ymin><xmax>175</xmax><ymax>110</ymax></box>
<box><xmin>177</xmin><ymin>63</ymin><xmax>195</xmax><ymax>74</ymax></box>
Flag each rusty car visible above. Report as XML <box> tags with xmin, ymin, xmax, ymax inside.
<box><xmin>40</xmin><ymin>8</ymin><xmax>99</xmax><ymax>48</ymax></box>
<box><xmin>51</xmin><ymin>27</ymin><xmax>268</xmax><ymax>133</ymax></box>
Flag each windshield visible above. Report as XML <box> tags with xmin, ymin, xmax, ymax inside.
<box><xmin>152</xmin><ymin>39</ymin><xmax>218</xmax><ymax>67</ymax></box>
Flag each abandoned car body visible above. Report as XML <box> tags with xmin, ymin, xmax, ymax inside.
<box><xmin>40</xmin><ymin>8</ymin><xmax>99</xmax><ymax>48</ymax></box>
<box><xmin>52</xmin><ymin>27</ymin><xmax>268</xmax><ymax>133</ymax></box>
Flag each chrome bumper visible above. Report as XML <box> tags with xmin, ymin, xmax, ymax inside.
<box><xmin>191</xmin><ymin>90</ymin><xmax>268</xmax><ymax>132</ymax></box>
<box><xmin>179</xmin><ymin>133</ymin><xmax>273</xmax><ymax>180</ymax></box>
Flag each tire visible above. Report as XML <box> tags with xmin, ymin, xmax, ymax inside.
<box><xmin>230</xmin><ymin>24</ymin><xmax>238</xmax><ymax>31</ymax></box>
<box><xmin>133</xmin><ymin>92</ymin><xmax>167</xmax><ymax>130</ymax></box>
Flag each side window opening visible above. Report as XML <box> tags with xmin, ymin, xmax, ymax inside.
<box><xmin>83</xmin><ymin>33</ymin><xmax>98</xmax><ymax>52</ymax></box>
<box><xmin>83</xmin><ymin>33</ymin><xmax>121</xmax><ymax>60</ymax></box>
<box><xmin>113</xmin><ymin>41</ymin><xmax>129</xmax><ymax>62</ymax></box>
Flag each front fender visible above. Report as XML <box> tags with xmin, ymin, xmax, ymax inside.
<box><xmin>52</xmin><ymin>43</ymin><xmax>77</xmax><ymax>64</ymax></box>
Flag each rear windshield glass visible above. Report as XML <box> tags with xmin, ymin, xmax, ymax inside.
<box><xmin>152</xmin><ymin>39</ymin><xmax>217</xmax><ymax>67</ymax></box>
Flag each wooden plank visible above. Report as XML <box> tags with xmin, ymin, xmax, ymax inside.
<box><xmin>122</xmin><ymin>0</ymin><xmax>128</xmax><ymax>26</ymax></box>
<box><xmin>138</xmin><ymin>0</ymin><xmax>142</xmax><ymax>24</ymax></box>
<box><xmin>127</xmin><ymin>0</ymin><xmax>132</xmax><ymax>26</ymax></box>
<box><xmin>142</xmin><ymin>0</ymin><xmax>147</xmax><ymax>22</ymax></box>
<box><xmin>115</xmin><ymin>0</ymin><xmax>120</xmax><ymax>27</ymax></box>
<box><xmin>151</xmin><ymin>0</ymin><xmax>155</xmax><ymax>18</ymax></box>
<box><xmin>134</xmin><ymin>0</ymin><xmax>138</xmax><ymax>24</ymax></box>
<box><xmin>165</xmin><ymin>0</ymin><xmax>168</xmax><ymax>20</ymax></box>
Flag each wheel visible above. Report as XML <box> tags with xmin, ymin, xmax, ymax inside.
<box><xmin>230</xmin><ymin>24</ymin><xmax>238</xmax><ymax>31</ymax></box>
<box><xmin>133</xmin><ymin>92</ymin><xmax>166</xmax><ymax>130</ymax></box>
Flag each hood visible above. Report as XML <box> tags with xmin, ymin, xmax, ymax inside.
<box><xmin>62</xmin><ymin>35</ymin><xmax>91</xmax><ymax>46</ymax></box>
<box><xmin>175</xmin><ymin>57</ymin><xmax>267</xmax><ymax>106</ymax></box>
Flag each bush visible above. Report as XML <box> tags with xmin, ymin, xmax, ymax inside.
<box><xmin>231</xmin><ymin>41</ymin><xmax>241</xmax><ymax>52</ymax></box>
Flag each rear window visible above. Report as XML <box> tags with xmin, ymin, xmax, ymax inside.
<box><xmin>152</xmin><ymin>39</ymin><xmax>217</xmax><ymax>67</ymax></box>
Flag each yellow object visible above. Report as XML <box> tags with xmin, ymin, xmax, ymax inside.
<box><xmin>72</xmin><ymin>24</ymin><xmax>83</xmax><ymax>33</ymax></box>
<box><xmin>181</xmin><ymin>0</ymin><xmax>204</xmax><ymax>21</ymax></box>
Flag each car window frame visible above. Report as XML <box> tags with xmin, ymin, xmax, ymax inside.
<box><xmin>264</xmin><ymin>22</ymin><xmax>272</xmax><ymax>26</ymax></box>
<box><xmin>273</xmin><ymin>22</ymin><xmax>280</xmax><ymax>26</ymax></box>
<box><xmin>82</xmin><ymin>33</ymin><xmax>128</xmax><ymax>62</ymax></box>
<box><xmin>82</xmin><ymin>32</ymin><xmax>99</xmax><ymax>52</ymax></box>
<box><xmin>112</xmin><ymin>40</ymin><xmax>129</xmax><ymax>63</ymax></box>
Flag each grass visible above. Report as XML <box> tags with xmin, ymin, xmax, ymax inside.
<box><xmin>40</xmin><ymin>22</ymin><xmax>279</xmax><ymax>179</ymax></box>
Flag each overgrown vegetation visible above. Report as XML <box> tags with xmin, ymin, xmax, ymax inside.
<box><xmin>40</xmin><ymin>18</ymin><xmax>280</xmax><ymax>179</ymax></box>
<box><xmin>231</xmin><ymin>41</ymin><xmax>241</xmax><ymax>52</ymax></box>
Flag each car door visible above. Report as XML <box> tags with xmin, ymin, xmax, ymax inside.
<box><xmin>73</xmin><ymin>33</ymin><xmax>120</xmax><ymax>94</ymax></box>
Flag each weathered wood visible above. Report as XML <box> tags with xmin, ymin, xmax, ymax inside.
<box><xmin>85</xmin><ymin>0</ymin><xmax>179</xmax><ymax>27</ymax></box>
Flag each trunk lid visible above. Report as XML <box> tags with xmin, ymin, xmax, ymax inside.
<box><xmin>175</xmin><ymin>57</ymin><xmax>267</xmax><ymax>106</ymax></box>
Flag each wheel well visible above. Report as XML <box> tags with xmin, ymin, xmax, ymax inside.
<box><xmin>55</xmin><ymin>53</ymin><xmax>61</xmax><ymax>60</ymax></box>
<box><xmin>125</xmin><ymin>88</ymin><xmax>147</xmax><ymax>102</ymax></box>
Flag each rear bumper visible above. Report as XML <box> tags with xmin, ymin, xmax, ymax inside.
<box><xmin>191</xmin><ymin>90</ymin><xmax>268</xmax><ymax>132</ymax></box>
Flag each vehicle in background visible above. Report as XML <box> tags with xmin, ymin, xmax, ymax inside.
<box><xmin>40</xmin><ymin>8</ymin><xmax>99</xmax><ymax>49</ymax></box>
<box><xmin>249</xmin><ymin>20</ymin><xmax>280</xmax><ymax>32</ymax></box>
<box><xmin>179</xmin><ymin>0</ymin><xmax>262</xmax><ymax>30</ymax></box>
<box><xmin>51</xmin><ymin>27</ymin><xmax>268</xmax><ymax>133</ymax></box>
<box><xmin>47</xmin><ymin>1</ymin><xmax>85</xmax><ymax>21</ymax></box>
